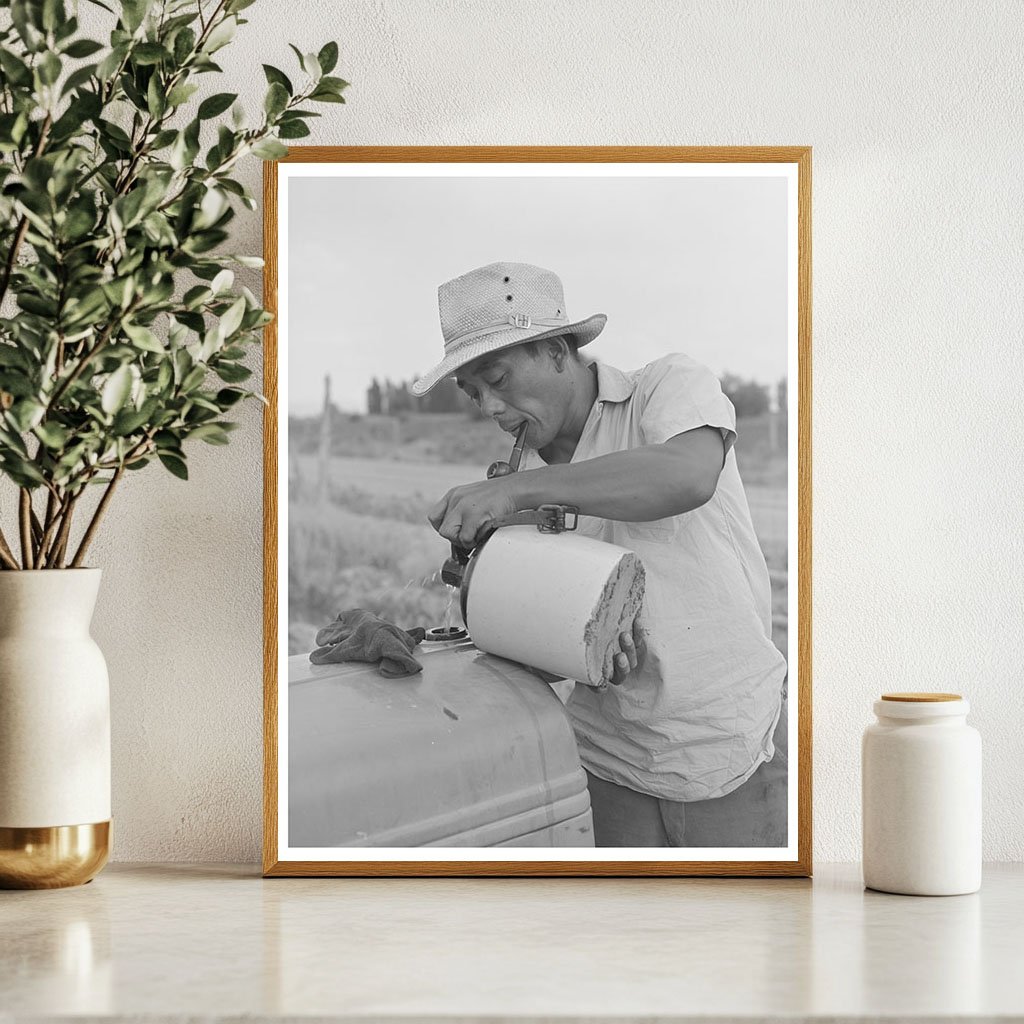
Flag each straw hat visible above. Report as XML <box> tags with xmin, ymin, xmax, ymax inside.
<box><xmin>410</xmin><ymin>262</ymin><xmax>606</xmax><ymax>396</ymax></box>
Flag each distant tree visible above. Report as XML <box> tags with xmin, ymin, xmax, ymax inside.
<box><xmin>426</xmin><ymin>377</ymin><xmax>462</xmax><ymax>412</ymax></box>
<box><xmin>385</xmin><ymin>380</ymin><xmax>415</xmax><ymax>414</ymax></box>
<box><xmin>367</xmin><ymin>378</ymin><xmax>383</xmax><ymax>415</ymax></box>
<box><xmin>720</xmin><ymin>373</ymin><xmax>770</xmax><ymax>418</ymax></box>
<box><xmin>776</xmin><ymin>377</ymin><xmax>788</xmax><ymax>414</ymax></box>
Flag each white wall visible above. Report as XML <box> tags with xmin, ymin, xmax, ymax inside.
<box><xmin>58</xmin><ymin>0</ymin><xmax>1024</xmax><ymax>863</ymax></box>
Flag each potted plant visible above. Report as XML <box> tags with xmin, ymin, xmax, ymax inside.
<box><xmin>0</xmin><ymin>0</ymin><xmax>345</xmax><ymax>887</ymax></box>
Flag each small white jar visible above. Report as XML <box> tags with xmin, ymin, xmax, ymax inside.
<box><xmin>862</xmin><ymin>692</ymin><xmax>981</xmax><ymax>896</ymax></box>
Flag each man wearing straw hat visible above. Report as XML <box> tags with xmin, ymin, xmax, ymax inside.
<box><xmin>413</xmin><ymin>262</ymin><xmax>788</xmax><ymax>848</ymax></box>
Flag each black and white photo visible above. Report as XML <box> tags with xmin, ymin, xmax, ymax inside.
<box><xmin>263</xmin><ymin>148</ymin><xmax>811</xmax><ymax>876</ymax></box>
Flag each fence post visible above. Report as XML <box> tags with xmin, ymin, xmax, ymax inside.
<box><xmin>318</xmin><ymin>374</ymin><xmax>331</xmax><ymax>504</ymax></box>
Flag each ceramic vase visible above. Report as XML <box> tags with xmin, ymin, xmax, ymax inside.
<box><xmin>0</xmin><ymin>569</ymin><xmax>111</xmax><ymax>888</ymax></box>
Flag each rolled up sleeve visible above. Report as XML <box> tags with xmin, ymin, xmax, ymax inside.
<box><xmin>635</xmin><ymin>353</ymin><xmax>738</xmax><ymax>455</ymax></box>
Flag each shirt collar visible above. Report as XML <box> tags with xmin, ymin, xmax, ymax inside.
<box><xmin>586</xmin><ymin>358</ymin><xmax>636</xmax><ymax>404</ymax></box>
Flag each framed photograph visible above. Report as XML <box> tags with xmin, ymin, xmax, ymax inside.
<box><xmin>263</xmin><ymin>147</ymin><xmax>811</xmax><ymax>877</ymax></box>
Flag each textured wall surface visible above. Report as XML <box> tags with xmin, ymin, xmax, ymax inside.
<box><xmin>40</xmin><ymin>1</ymin><xmax>1023</xmax><ymax>863</ymax></box>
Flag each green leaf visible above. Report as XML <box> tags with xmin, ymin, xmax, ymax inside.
<box><xmin>210</xmin><ymin>269</ymin><xmax>234</xmax><ymax>294</ymax></box>
<box><xmin>182</xmin><ymin>285</ymin><xmax>211</xmax><ymax>310</ymax></box>
<box><xmin>63</xmin><ymin>38</ymin><xmax>104</xmax><ymax>58</ymax></box>
<box><xmin>123</xmin><ymin>322</ymin><xmax>164</xmax><ymax>353</ymax></box>
<box><xmin>57</xmin><ymin>14</ymin><xmax>79</xmax><ymax>41</ymax></box>
<box><xmin>96</xmin><ymin>43</ymin><xmax>128</xmax><ymax>80</ymax></box>
<box><xmin>189</xmin><ymin>423</ymin><xmax>230</xmax><ymax>445</ymax></box>
<box><xmin>63</xmin><ymin>287</ymin><xmax>108</xmax><ymax>327</ymax></box>
<box><xmin>112</xmin><ymin>406</ymin><xmax>151</xmax><ymax>435</ymax></box>
<box><xmin>149</xmin><ymin>128</ymin><xmax>177</xmax><ymax>149</ymax></box>
<box><xmin>198</xmin><ymin>91</ymin><xmax>237</xmax><ymax>119</ymax></box>
<box><xmin>309</xmin><ymin>88</ymin><xmax>345</xmax><ymax>104</ymax></box>
<box><xmin>121</xmin><ymin>0</ymin><xmax>153</xmax><ymax>33</ymax></box>
<box><xmin>196</xmin><ymin>186</ymin><xmax>227</xmax><ymax>228</ymax></box>
<box><xmin>228</xmin><ymin>254</ymin><xmax>264</xmax><ymax>269</ymax></box>
<box><xmin>300</xmin><ymin>51</ymin><xmax>321</xmax><ymax>81</ymax></box>
<box><xmin>0</xmin><ymin>346</ymin><xmax>29</xmax><ymax>370</ymax></box>
<box><xmin>167</xmin><ymin>82</ymin><xmax>199</xmax><ymax>107</ymax></box>
<box><xmin>197</xmin><ymin>327</ymin><xmax>219</xmax><ymax>363</ymax></box>
<box><xmin>264</xmin><ymin>82</ymin><xmax>288</xmax><ymax>117</ymax></box>
<box><xmin>1</xmin><ymin>456</ymin><xmax>46</xmax><ymax>487</ymax></box>
<box><xmin>218</xmin><ymin>296</ymin><xmax>246</xmax><ymax>339</ymax></box>
<box><xmin>38</xmin><ymin>51</ymin><xmax>62</xmax><ymax>86</ymax></box>
<box><xmin>168</xmin><ymin>117</ymin><xmax>201</xmax><ymax>170</ymax></box>
<box><xmin>113</xmin><ymin>187</ymin><xmax>148</xmax><ymax>228</ymax></box>
<box><xmin>98</xmin><ymin>118</ymin><xmax>132</xmax><ymax>150</ymax></box>
<box><xmin>154</xmin><ymin>429</ymin><xmax>182</xmax><ymax>452</ymax></box>
<box><xmin>173</xmin><ymin>26</ymin><xmax>196</xmax><ymax>65</ymax></box>
<box><xmin>251</xmin><ymin>138</ymin><xmax>287</xmax><ymax>160</ymax></box>
<box><xmin>2</xmin><ymin>368</ymin><xmax>39</xmax><ymax>399</ymax></box>
<box><xmin>0</xmin><ymin>50</ymin><xmax>33</xmax><ymax>87</ymax></box>
<box><xmin>62</xmin><ymin>203</ymin><xmax>96</xmax><ymax>240</ymax></box>
<box><xmin>203</xmin><ymin>16</ymin><xmax>236</xmax><ymax>53</ymax></box>
<box><xmin>147</xmin><ymin>74</ymin><xmax>166</xmax><ymax>117</ymax></box>
<box><xmin>319</xmin><ymin>76</ymin><xmax>349</xmax><ymax>93</ymax></box>
<box><xmin>0</xmin><ymin>423</ymin><xmax>30</xmax><ymax>457</ymax></box>
<box><xmin>156</xmin><ymin>360</ymin><xmax>173</xmax><ymax>392</ymax></box>
<box><xmin>215</xmin><ymin>388</ymin><xmax>247</xmax><ymax>408</ymax></box>
<box><xmin>176</xmin><ymin>311</ymin><xmax>206</xmax><ymax>333</ymax></box>
<box><xmin>158</xmin><ymin>452</ymin><xmax>188</xmax><ymax>479</ymax></box>
<box><xmin>278</xmin><ymin>120</ymin><xmax>309</xmax><ymax>140</ymax></box>
<box><xmin>317</xmin><ymin>41</ymin><xmax>339</xmax><ymax>75</ymax></box>
<box><xmin>226</xmin><ymin>0</ymin><xmax>257</xmax><ymax>11</ymax></box>
<box><xmin>41</xmin><ymin>0</ymin><xmax>66</xmax><ymax>32</ymax></box>
<box><xmin>34</xmin><ymin>421</ymin><xmax>70</xmax><ymax>449</ymax></box>
<box><xmin>11</xmin><ymin>2</ymin><xmax>44</xmax><ymax>52</ymax></box>
<box><xmin>101</xmin><ymin>365</ymin><xmax>133</xmax><ymax>415</ymax></box>
<box><xmin>59</xmin><ymin>61</ymin><xmax>97</xmax><ymax>97</ymax></box>
<box><xmin>262</xmin><ymin>64</ymin><xmax>292</xmax><ymax>95</ymax></box>
<box><xmin>132</xmin><ymin>42</ymin><xmax>168</xmax><ymax>66</ymax></box>
<box><xmin>186</xmin><ymin>265</ymin><xmax>218</xmax><ymax>284</ymax></box>
<box><xmin>181</xmin><ymin>365</ymin><xmax>206</xmax><ymax>391</ymax></box>
<box><xmin>9</xmin><ymin>400</ymin><xmax>46</xmax><ymax>433</ymax></box>
<box><xmin>214</xmin><ymin>362</ymin><xmax>251</xmax><ymax>383</ymax></box>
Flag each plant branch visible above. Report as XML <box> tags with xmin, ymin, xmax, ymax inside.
<box><xmin>46</xmin><ymin>298</ymin><xmax>140</xmax><ymax>413</ymax></box>
<box><xmin>45</xmin><ymin>491</ymin><xmax>79</xmax><ymax>569</ymax></box>
<box><xmin>29</xmin><ymin>506</ymin><xmax>43</xmax><ymax>546</ymax></box>
<box><xmin>70</xmin><ymin>464</ymin><xmax>124</xmax><ymax>567</ymax></box>
<box><xmin>0</xmin><ymin>113</ymin><xmax>53</xmax><ymax>310</ymax></box>
<box><xmin>18</xmin><ymin>489</ymin><xmax>34</xmax><ymax>569</ymax></box>
<box><xmin>0</xmin><ymin>526</ymin><xmax>19</xmax><ymax>570</ymax></box>
<box><xmin>36</xmin><ymin>486</ymin><xmax>67</xmax><ymax>566</ymax></box>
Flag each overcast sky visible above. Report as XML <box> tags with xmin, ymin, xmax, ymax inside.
<box><xmin>286</xmin><ymin>173</ymin><xmax>790</xmax><ymax>415</ymax></box>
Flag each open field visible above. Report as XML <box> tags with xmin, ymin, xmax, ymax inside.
<box><xmin>288</xmin><ymin>448</ymin><xmax>789</xmax><ymax>666</ymax></box>
<box><xmin>291</xmin><ymin>410</ymin><xmax>788</xmax><ymax>487</ymax></box>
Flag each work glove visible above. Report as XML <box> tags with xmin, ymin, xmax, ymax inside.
<box><xmin>309</xmin><ymin>608</ymin><xmax>427</xmax><ymax>678</ymax></box>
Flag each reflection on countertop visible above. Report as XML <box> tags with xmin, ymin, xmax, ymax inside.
<box><xmin>1</xmin><ymin>862</ymin><xmax>1022</xmax><ymax>1019</ymax></box>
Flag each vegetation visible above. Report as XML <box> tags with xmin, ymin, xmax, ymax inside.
<box><xmin>287</xmin><ymin>414</ymin><xmax>789</xmax><ymax>660</ymax></box>
<box><xmin>0</xmin><ymin>0</ymin><xmax>346</xmax><ymax>568</ymax></box>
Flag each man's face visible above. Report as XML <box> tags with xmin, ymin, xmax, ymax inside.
<box><xmin>455</xmin><ymin>342</ymin><xmax>570</xmax><ymax>449</ymax></box>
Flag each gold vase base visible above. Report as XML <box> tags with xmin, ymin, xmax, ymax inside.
<box><xmin>0</xmin><ymin>821</ymin><xmax>111</xmax><ymax>889</ymax></box>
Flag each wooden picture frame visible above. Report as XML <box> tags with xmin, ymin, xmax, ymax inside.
<box><xmin>263</xmin><ymin>147</ymin><xmax>812</xmax><ymax>877</ymax></box>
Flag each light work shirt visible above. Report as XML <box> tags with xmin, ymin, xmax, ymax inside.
<box><xmin>520</xmin><ymin>353</ymin><xmax>787</xmax><ymax>802</ymax></box>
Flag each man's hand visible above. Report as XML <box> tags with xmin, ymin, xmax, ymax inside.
<box><xmin>604</xmin><ymin>615</ymin><xmax>648</xmax><ymax>686</ymax></box>
<box><xmin>428</xmin><ymin>477</ymin><xmax>519</xmax><ymax>550</ymax></box>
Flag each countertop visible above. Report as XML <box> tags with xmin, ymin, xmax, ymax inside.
<box><xmin>1</xmin><ymin>862</ymin><xmax>1022</xmax><ymax>1021</ymax></box>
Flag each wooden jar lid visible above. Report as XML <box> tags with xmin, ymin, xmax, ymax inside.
<box><xmin>881</xmin><ymin>692</ymin><xmax>962</xmax><ymax>702</ymax></box>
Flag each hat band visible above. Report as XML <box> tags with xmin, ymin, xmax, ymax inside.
<box><xmin>444</xmin><ymin>313</ymin><xmax>568</xmax><ymax>354</ymax></box>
